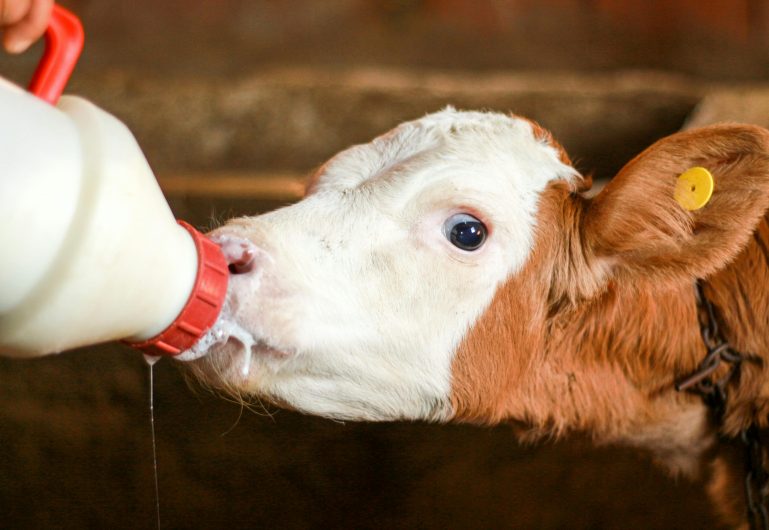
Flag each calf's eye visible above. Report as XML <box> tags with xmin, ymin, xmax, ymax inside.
<box><xmin>443</xmin><ymin>213</ymin><xmax>487</xmax><ymax>251</ymax></box>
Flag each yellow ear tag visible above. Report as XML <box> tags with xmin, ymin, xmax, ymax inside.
<box><xmin>674</xmin><ymin>167</ymin><xmax>714</xmax><ymax>211</ymax></box>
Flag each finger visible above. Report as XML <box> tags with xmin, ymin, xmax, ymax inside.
<box><xmin>0</xmin><ymin>0</ymin><xmax>33</xmax><ymax>27</ymax></box>
<box><xmin>2</xmin><ymin>0</ymin><xmax>53</xmax><ymax>53</ymax></box>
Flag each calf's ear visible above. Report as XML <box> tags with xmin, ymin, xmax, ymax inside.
<box><xmin>583</xmin><ymin>124</ymin><xmax>769</xmax><ymax>284</ymax></box>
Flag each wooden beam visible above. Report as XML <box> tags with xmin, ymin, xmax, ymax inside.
<box><xmin>157</xmin><ymin>172</ymin><xmax>307</xmax><ymax>201</ymax></box>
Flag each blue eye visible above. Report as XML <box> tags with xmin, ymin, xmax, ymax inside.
<box><xmin>444</xmin><ymin>213</ymin><xmax>487</xmax><ymax>251</ymax></box>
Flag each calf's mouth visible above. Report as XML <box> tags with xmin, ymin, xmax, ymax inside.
<box><xmin>178</xmin><ymin>232</ymin><xmax>283</xmax><ymax>381</ymax></box>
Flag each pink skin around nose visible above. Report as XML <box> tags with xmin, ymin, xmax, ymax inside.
<box><xmin>210</xmin><ymin>235</ymin><xmax>258</xmax><ymax>274</ymax></box>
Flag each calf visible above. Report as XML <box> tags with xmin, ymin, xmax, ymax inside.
<box><xmin>186</xmin><ymin>108</ymin><xmax>769</xmax><ymax>527</ymax></box>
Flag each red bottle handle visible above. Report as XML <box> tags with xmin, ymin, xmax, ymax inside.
<box><xmin>28</xmin><ymin>4</ymin><xmax>84</xmax><ymax>105</ymax></box>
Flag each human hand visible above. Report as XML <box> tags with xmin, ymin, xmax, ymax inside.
<box><xmin>1</xmin><ymin>0</ymin><xmax>53</xmax><ymax>53</ymax></box>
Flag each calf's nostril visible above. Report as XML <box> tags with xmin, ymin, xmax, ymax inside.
<box><xmin>227</xmin><ymin>246</ymin><xmax>256</xmax><ymax>274</ymax></box>
<box><xmin>210</xmin><ymin>235</ymin><xmax>258</xmax><ymax>275</ymax></box>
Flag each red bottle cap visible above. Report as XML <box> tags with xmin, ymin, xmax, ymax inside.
<box><xmin>125</xmin><ymin>221</ymin><xmax>229</xmax><ymax>356</ymax></box>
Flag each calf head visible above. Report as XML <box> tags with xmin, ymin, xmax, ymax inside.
<box><xmin>187</xmin><ymin>108</ymin><xmax>769</xmax><ymax>440</ymax></box>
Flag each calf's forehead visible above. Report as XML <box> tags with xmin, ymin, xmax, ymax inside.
<box><xmin>293</xmin><ymin>108</ymin><xmax>580</xmax><ymax>291</ymax></box>
<box><xmin>312</xmin><ymin>109</ymin><xmax>576</xmax><ymax>201</ymax></box>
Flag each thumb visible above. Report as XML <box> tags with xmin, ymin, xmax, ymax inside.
<box><xmin>2</xmin><ymin>0</ymin><xmax>53</xmax><ymax>54</ymax></box>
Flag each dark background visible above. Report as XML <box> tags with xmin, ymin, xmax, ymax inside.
<box><xmin>3</xmin><ymin>1</ymin><xmax>768</xmax><ymax>528</ymax></box>
<box><xmin>5</xmin><ymin>0</ymin><xmax>769</xmax><ymax>80</ymax></box>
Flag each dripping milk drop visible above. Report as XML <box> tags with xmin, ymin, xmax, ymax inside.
<box><xmin>144</xmin><ymin>356</ymin><xmax>162</xmax><ymax>530</ymax></box>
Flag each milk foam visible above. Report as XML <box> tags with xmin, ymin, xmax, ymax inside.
<box><xmin>176</xmin><ymin>301</ymin><xmax>257</xmax><ymax>377</ymax></box>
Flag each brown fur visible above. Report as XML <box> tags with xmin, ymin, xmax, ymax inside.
<box><xmin>523</xmin><ymin>117</ymin><xmax>573</xmax><ymax>166</ymax></box>
<box><xmin>451</xmin><ymin>124</ymin><xmax>769</xmax><ymax>526</ymax></box>
<box><xmin>521</xmin><ymin>116</ymin><xmax>594</xmax><ymax>193</ymax></box>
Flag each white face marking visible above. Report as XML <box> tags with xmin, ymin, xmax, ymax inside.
<box><xmin>188</xmin><ymin>108</ymin><xmax>578</xmax><ymax>421</ymax></box>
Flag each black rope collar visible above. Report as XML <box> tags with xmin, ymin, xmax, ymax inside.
<box><xmin>675</xmin><ymin>280</ymin><xmax>769</xmax><ymax>529</ymax></box>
